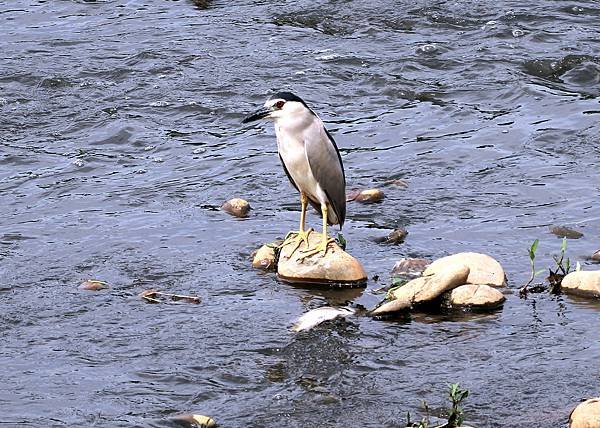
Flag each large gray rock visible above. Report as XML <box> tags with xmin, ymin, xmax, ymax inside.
<box><xmin>561</xmin><ymin>271</ymin><xmax>600</xmax><ymax>298</ymax></box>
<box><xmin>277</xmin><ymin>232</ymin><xmax>367</xmax><ymax>287</ymax></box>
<box><xmin>569</xmin><ymin>398</ymin><xmax>600</xmax><ymax>428</ymax></box>
<box><xmin>424</xmin><ymin>252</ymin><xmax>506</xmax><ymax>287</ymax></box>
<box><xmin>445</xmin><ymin>284</ymin><xmax>506</xmax><ymax>309</ymax></box>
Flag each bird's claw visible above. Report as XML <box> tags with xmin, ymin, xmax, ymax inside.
<box><xmin>283</xmin><ymin>228</ymin><xmax>313</xmax><ymax>257</ymax></box>
<box><xmin>298</xmin><ymin>237</ymin><xmax>335</xmax><ymax>260</ymax></box>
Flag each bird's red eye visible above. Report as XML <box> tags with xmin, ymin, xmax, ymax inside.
<box><xmin>276</xmin><ymin>101</ymin><xmax>285</xmax><ymax>109</ymax></box>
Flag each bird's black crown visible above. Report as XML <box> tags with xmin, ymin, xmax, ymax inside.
<box><xmin>269</xmin><ymin>91</ymin><xmax>306</xmax><ymax>104</ymax></box>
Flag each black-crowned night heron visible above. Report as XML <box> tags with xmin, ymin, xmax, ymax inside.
<box><xmin>242</xmin><ymin>92</ymin><xmax>346</xmax><ymax>258</ymax></box>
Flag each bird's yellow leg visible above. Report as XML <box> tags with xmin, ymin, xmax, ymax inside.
<box><xmin>299</xmin><ymin>203</ymin><xmax>335</xmax><ymax>259</ymax></box>
<box><xmin>283</xmin><ymin>192</ymin><xmax>313</xmax><ymax>256</ymax></box>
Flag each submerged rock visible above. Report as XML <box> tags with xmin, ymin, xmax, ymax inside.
<box><xmin>391</xmin><ymin>258</ymin><xmax>431</xmax><ymax>280</ymax></box>
<box><xmin>444</xmin><ymin>283</ymin><xmax>506</xmax><ymax>309</ymax></box>
<box><xmin>277</xmin><ymin>232</ymin><xmax>367</xmax><ymax>287</ymax></box>
<box><xmin>221</xmin><ymin>198</ymin><xmax>250</xmax><ymax>218</ymax></box>
<box><xmin>79</xmin><ymin>279</ymin><xmax>109</xmax><ymax>291</ymax></box>
<box><xmin>292</xmin><ymin>306</ymin><xmax>355</xmax><ymax>332</ymax></box>
<box><xmin>375</xmin><ymin>227</ymin><xmax>408</xmax><ymax>244</ymax></box>
<box><xmin>561</xmin><ymin>271</ymin><xmax>600</xmax><ymax>298</ymax></box>
<box><xmin>424</xmin><ymin>252</ymin><xmax>506</xmax><ymax>287</ymax></box>
<box><xmin>591</xmin><ymin>250</ymin><xmax>600</xmax><ymax>262</ymax></box>
<box><xmin>346</xmin><ymin>188</ymin><xmax>385</xmax><ymax>203</ymax></box>
<box><xmin>550</xmin><ymin>225</ymin><xmax>584</xmax><ymax>239</ymax></box>
<box><xmin>569</xmin><ymin>397</ymin><xmax>600</xmax><ymax>428</ymax></box>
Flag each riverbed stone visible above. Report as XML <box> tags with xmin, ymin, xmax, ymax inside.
<box><xmin>561</xmin><ymin>271</ymin><xmax>600</xmax><ymax>298</ymax></box>
<box><xmin>423</xmin><ymin>252</ymin><xmax>506</xmax><ymax>287</ymax></box>
<box><xmin>569</xmin><ymin>398</ymin><xmax>600</xmax><ymax>428</ymax></box>
<box><xmin>591</xmin><ymin>250</ymin><xmax>600</xmax><ymax>262</ymax></box>
<box><xmin>252</xmin><ymin>243</ymin><xmax>278</xmax><ymax>271</ymax></box>
<box><xmin>370</xmin><ymin>298</ymin><xmax>412</xmax><ymax>316</ymax></box>
<box><xmin>391</xmin><ymin>258</ymin><xmax>431</xmax><ymax>279</ymax></box>
<box><xmin>221</xmin><ymin>198</ymin><xmax>251</xmax><ymax>217</ymax></box>
<box><xmin>277</xmin><ymin>231</ymin><xmax>367</xmax><ymax>287</ymax></box>
<box><xmin>347</xmin><ymin>188</ymin><xmax>385</xmax><ymax>203</ymax></box>
<box><xmin>445</xmin><ymin>284</ymin><xmax>506</xmax><ymax>309</ymax></box>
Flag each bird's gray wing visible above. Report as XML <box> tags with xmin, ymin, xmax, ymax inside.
<box><xmin>305</xmin><ymin>123</ymin><xmax>346</xmax><ymax>228</ymax></box>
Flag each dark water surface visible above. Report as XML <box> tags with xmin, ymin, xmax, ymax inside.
<box><xmin>2</xmin><ymin>1</ymin><xmax>600</xmax><ymax>427</ymax></box>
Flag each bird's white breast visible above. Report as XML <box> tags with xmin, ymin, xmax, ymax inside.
<box><xmin>275</xmin><ymin>117</ymin><xmax>326</xmax><ymax>204</ymax></box>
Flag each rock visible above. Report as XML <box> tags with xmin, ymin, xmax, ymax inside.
<box><xmin>424</xmin><ymin>252</ymin><xmax>506</xmax><ymax>287</ymax></box>
<box><xmin>292</xmin><ymin>306</ymin><xmax>355</xmax><ymax>332</ymax></box>
<box><xmin>221</xmin><ymin>198</ymin><xmax>250</xmax><ymax>218</ymax></box>
<box><xmin>372</xmin><ymin>265</ymin><xmax>470</xmax><ymax>316</ymax></box>
<box><xmin>569</xmin><ymin>398</ymin><xmax>600</xmax><ymax>428</ymax></box>
<box><xmin>591</xmin><ymin>250</ymin><xmax>600</xmax><ymax>262</ymax></box>
<box><xmin>79</xmin><ymin>280</ymin><xmax>109</xmax><ymax>291</ymax></box>
<box><xmin>550</xmin><ymin>225</ymin><xmax>584</xmax><ymax>239</ymax></box>
<box><xmin>444</xmin><ymin>284</ymin><xmax>506</xmax><ymax>309</ymax></box>
<box><xmin>277</xmin><ymin>231</ymin><xmax>367</xmax><ymax>287</ymax></box>
<box><xmin>410</xmin><ymin>264</ymin><xmax>470</xmax><ymax>304</ymax></box>
<box><xmin>172</xmin><ymin>414</ymin><xmax>217</xmax><ymax>428</ymax></box>
<box><xmin>252</xmin><ymin>243</ymin><xmax>279</xmax><ymax>271</ymax></box>
<box><xmin>384</xmin><ymin>178</ymin><xmax>409</xmax><ymax>188</ymax></box>
<box><xmin>370</xmin><ymin>296</ymin><xmax>412</xmax><ymax>316</ymax></box>
<box><xmin>375</xmin><ymin>228</ymin><xmax>408</xmax><ymax>244</ymax></box>
<box><xmin>391</xmin><ymin>258</ymin><xmax>431</xmax><ymax>280</ymax></box>
<box><xmin>346</xmin><ymin>188</ymin><xmax>384</xmax><ymax>203</ymax></box>
<box><xmin>561</xmin><ymin>271</ymin><xmax>600</xmax><ymax>298</ymax></box>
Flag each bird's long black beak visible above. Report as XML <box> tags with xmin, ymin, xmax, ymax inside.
<box><xmin>242</xmin><ymin>107</ymin><xmax>271</xmax><ymax>123</ymax></box>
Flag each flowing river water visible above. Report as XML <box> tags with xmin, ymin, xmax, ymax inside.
<box><xmin>1</xmin><ymin>1</ymin><xmax>600</xmax><ymax>427</ymax></box>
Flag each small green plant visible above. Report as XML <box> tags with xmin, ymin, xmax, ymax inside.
<box><xmin>520</xmin><ymin>239</ymin><xmax>545</xmax><ymax>295</ymax></box>
<box><xmin>336</xmin><ymin>232</ymin><xmax>347</xmax><ymax>250</ymax></box>
<box><xmin>521</xmin><ymin>237</ymin><xmax>580</xmax><ymax>296</ymax></box>
<box><xmin>405</xmin><ymin>384</ymin><xmax>470</xmax><ymax>428</ymax></box>
<box><xmin>547</xmin><ymin>237</ymin><xmax>573</xmax><ymax>293</ymax></box>
<box><xmin>447</xmin><ymin>383</ymin><xmax>469</xmax><ymax>427</ymax></box>
<box><xmin>405</xmin><ymin>401</ymin><xmax>430</xmax><ymax>428</ymax></box>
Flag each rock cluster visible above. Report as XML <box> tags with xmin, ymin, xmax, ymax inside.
<box><xmin>373</xmin><ymin>252</ymin><xmax>506</xmax><ymax>316</ymax></box>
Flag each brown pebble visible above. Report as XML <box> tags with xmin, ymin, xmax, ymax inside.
<box><xmin>221</xmin><ymin>198</ymin><xmax>251</xmax><ymax>218</ymax></box>
<box><xmin>591</xmin><ymin>250</ymin><xmax>600</xmax><ymax>262</ymax></box>
<box><xmin>549</xmin><ymin>225</ymin><xmax>583</xmax><ymax>239</ymax></box>
<box><xmin>386</xmin><ymin>228</ymin><xmax>408</xmax><ymax>244</ymax></box>
<box><xmin>79</xmin><ymin>280</ymin><xmax>109</xmax><ymax>291</ymax></box>
<box><xmin>346</xmin><ymin>188</ymin><xmax>384</xmax><ymax>204</ymax></box>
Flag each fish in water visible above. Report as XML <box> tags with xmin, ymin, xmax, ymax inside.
<box><xmin>292</xmin><ymin>306</ymin><xmax>355</xmax><ymax>332</ymax></box>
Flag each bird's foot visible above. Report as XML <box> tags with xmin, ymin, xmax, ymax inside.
<box><xmin>283</xmin><ymin>228</ymin><xmax>313</xmax><ymax>257</ymax></box>
<box><xmin>298</xmin><ymin>236</ymin><xmax>336</xmax><ymax>260</ymax></box>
